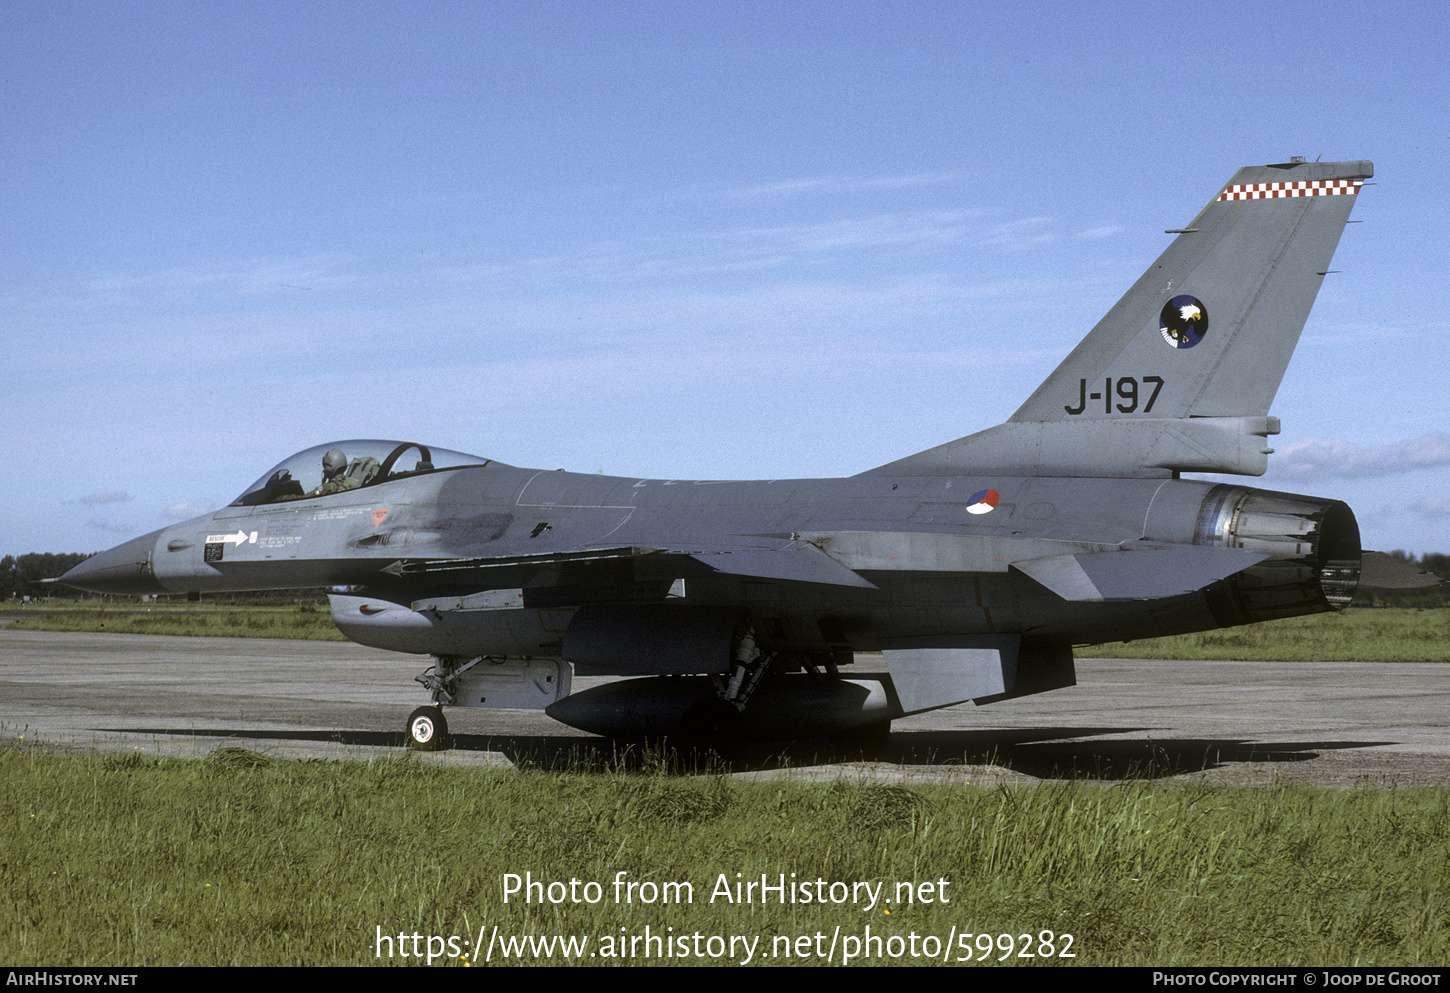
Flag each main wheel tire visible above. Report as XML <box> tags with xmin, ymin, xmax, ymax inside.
<box><xmin>831</xmin><ymin>720</ymin><xmax>891</xmax><ymax>756</ymax></box>
<box><xmin>680</xmin><ymin>697</ymin><xmax>745</xmax><ymax>757</ymax></box>
<box><xmin>407</xmin><ymin>706</ymin><xmax>448</xmax><ymax>751</ymax></box>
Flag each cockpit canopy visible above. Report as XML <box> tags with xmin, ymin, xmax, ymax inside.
<box><xmin>231</xmin><ymin>440</ymin><xmax>493</xmax><ymax>506</ymax></box>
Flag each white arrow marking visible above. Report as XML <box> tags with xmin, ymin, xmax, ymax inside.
<box><xmin>206</xmin><ymin>531</ymin><xmax>257</xmax><ymax>546</ymax></box>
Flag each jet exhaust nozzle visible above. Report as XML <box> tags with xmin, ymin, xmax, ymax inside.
<box><xmin>1195</xmin><ymin>485</ymin><xmax>1362</xmax><ymax>624</ymax></box>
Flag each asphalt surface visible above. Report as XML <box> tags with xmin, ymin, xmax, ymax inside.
<box><xmin>4</xmin><ymin>628</ymin><xmax>1449</xmax><ymax>785</ymax></box>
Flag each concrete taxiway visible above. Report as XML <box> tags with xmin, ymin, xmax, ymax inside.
<box><xmin>3</xmin><ymin>628</ymin><xmax>1448</xmax><ymax>785</ymax></box>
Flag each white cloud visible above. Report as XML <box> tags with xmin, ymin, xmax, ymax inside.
<box><xmin>79</xmin><ymin>491</ymin><xmax>132</xmax><ymax>505</ymax></box>
<box><xmin>1412</xmin><ymin>497</ymin><xmax>1450</xmax><ymax>517</ymax></box>
<box><xmin>740</xmin><ymin>211</ymin><xmax>977</xmax><ymax>253</ymax></box>
<box><xmin>979</xmin><ymin>216</ymin><xmax>1055</xmax><ymax>251</ymax></box>
<box><xmin>720</xmin><ymin>171</ymin><xmax>967</xmax><ymax>200</ymax></box>
<box><xmin>1271</xmin><ymin>433</ymin><xmax>1450</xmax><ymax>480</ymax></box>
<box><xmin>82</xmin><ymin>254</ymin><xmax>359</xmax><ymax>304</ymax></box>
<box><xmin>164</xmin><ymin>499</ymin><xmax>216</xmax><ymax>520</ymax></box>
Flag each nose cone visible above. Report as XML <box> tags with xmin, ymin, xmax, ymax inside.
<box><xmin>61</xmin><ymin>530</ymin><xmax>166</xmax><ymax>595</ymax></box>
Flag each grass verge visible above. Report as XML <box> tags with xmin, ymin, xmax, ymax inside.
<box><xmin>1081</xmin><ymin>608</ymin><xmax>1450</xmax><ymax>663</ymax></box>
<box><xmin>3</xmin><ymin>603</ymin><xmax>345</xmax><ymax>641</ymax></box>
<box><xmin>4</xmin><ymin>745</ymin><xmax>1448</xmax><ymax>966</ymax></box>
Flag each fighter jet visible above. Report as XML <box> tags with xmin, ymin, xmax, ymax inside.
<box><xmin>64</xmin><ymin>157</ymin><xmax>1373</xmax><ymax>752</ymax></box>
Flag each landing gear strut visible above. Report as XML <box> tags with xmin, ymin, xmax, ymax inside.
<box><xmin>682</xmin><ymin>624</ymin><xmax>773</xmax><ymax>753</ymax></box>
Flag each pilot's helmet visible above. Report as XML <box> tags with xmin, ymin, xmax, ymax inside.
<box><xmin>322</xmin><ymin>449</ymin><xmax>348</xmax><ymax>479</ymax></box>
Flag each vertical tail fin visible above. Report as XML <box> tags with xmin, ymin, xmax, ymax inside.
<box><xmin>871</xmin><ymin>158</ymin><xmax>1372</xmax><ymax>478</ymax></box>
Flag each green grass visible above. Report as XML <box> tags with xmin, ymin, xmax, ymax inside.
<box><xmin>4</xmin><ymin>745</ymin><xmax>1448</xmax><ymax>966</ymax></box>
<box><xmin>4</xmin><ymin>603</ymin><xmax>345</xmax><ymax>641</ymax></box>
<box><xmin>1081</xmin><ymin>608</ymin><xmax>1450</xmax><ymax>663</ymax></box>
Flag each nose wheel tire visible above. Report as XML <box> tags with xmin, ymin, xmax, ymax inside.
<box><xmin>407</xmin><ymin>706</ymin><xmax>448</xmax><ymax>751</ymax></box>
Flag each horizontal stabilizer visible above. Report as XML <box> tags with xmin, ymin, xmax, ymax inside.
<box><xmin>1012</xmin><ymin>545</ymin><xmax>1268</xmax><ymax>601</ymax></box>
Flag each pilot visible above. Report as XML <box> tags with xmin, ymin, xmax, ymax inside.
<box><xmin>309</xmin><ymin>449</ymin><xmax>356</xmax><ymax>497</ymax></box>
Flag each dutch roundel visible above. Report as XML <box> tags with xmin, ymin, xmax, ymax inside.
<box><xmin>966</xmin><ymin>488</ymin><xmax>1000</xmax><ymax>515</ymax></box>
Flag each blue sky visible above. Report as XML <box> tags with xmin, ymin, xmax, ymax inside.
<box><xmin>4</xmin><ymin>0</ymin><xmax>1448</xmax><ymax>556</ymax></box>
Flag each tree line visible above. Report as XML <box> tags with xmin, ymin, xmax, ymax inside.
<box><xmin>0</xmin><ymin>553</ymin><xmax>322</xmax><ymax>603</ymax></box>
<box><xmin>1</xmin><ymin>553</ymin><xmax>93</xmax><ymax>600</ymax></box>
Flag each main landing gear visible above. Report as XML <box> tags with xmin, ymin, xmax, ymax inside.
<box><xmin>680</xmin><ymin>624</ymin><xmax>772</xmax><ymax>753</ymax></box>
<box><xmin>829</xmin><ymin>720</ymin><xmax>892</xmax><ymax>756</ymax></box>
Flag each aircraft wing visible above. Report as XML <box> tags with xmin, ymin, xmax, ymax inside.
<box><xmin>380</xmin><ymin>538</ymin><xmax>877</xmax><ymax>589</ymax></box>
<box><xmin>386</xmin><ymin>539</ymin><xmax>1262</xmax><ymax>600</ymax></box>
